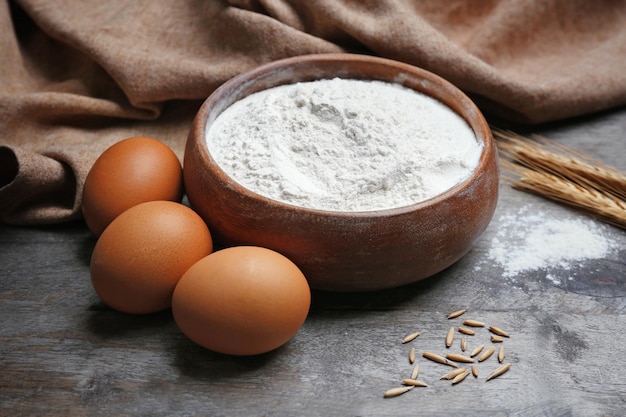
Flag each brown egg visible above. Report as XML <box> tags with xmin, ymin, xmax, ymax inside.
<box><xmin>90</xmin><ymin>201</ymin><xmax>213</xmax><ymax>314</ymax></box>
<box><xmin>82</xmin><ymin>136</ymin><xmax>183</xmax><ymax>236</ymax></box>
<box><xmin>172</xmin><ymin>246</ymin><xmax>311</xmax><ymax>355</ymax></box>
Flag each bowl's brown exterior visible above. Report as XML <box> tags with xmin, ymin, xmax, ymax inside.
<box><xmin>184</xmin><ymin>53</ymin><xmax>499</xmax><ymax>292</ymax></box>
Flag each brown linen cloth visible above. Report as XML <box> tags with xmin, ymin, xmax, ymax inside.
<box><xmin>2</xmin><ymin>0</ymin><xmax>626</xmax><ymax>225</ymax></box>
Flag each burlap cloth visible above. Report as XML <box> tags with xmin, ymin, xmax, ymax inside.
<box><xmin>1</xmin><ymin>0</ymin><xmax>625</xmax><ymax>225</ymax></box>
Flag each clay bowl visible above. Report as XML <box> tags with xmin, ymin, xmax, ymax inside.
<box><xmin>184</xmin><ymin>53</ymin><xmax>499</xmax><ymax>292</ymax></box>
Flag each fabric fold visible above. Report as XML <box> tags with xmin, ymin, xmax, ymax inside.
<box><xmin>0</xmin><ymin>145</ymin><xmax>78</xmax><ymax>224</ymax></box>
<box><xmin>1</xmin><ymin>0</ymin><xmax>625</xmax><ymax>225</ymax></box>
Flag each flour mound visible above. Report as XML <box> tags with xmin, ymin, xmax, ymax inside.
<box><xmin>206</xmin><ymin>78</ymin><xmax>481</xmax><ymax>211</ymax></box>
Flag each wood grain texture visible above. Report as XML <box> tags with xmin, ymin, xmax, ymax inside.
<box><xmin>1</xmin><ymin>107</ymin><xmax>625</xmax><ymax>416</ymax></box>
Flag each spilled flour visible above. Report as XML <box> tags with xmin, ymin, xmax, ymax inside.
<box><xmin>481</xmin><ymin>205</ymin><xmax>617</xmax><ymax>278</ymax></box>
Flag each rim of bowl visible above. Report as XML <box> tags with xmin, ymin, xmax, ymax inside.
<box><xmin>191</xmin><ymin>53</ymin><xmax>496</xmax><ymax>219</ymax></box>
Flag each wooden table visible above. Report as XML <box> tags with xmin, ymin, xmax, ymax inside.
<box><xmin>1</xmin><ymin>107</ymin><xmax>625</xmax><ymax>416</ymax></box>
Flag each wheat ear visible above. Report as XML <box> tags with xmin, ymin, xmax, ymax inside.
<box><xmin>493</xmin><ymin>128</ymin><xmax>626</xmax><ymax>230</ymax></box>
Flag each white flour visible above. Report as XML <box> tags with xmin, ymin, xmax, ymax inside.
<box><xmin>483</xmin><ymin>205</ymin><xmax>616</xmax><ymax>278</ymax></box>
<box><xmin>206</xmin><ymin>78</ymin><xmax>482</xmax><ymax>211</ymax></box>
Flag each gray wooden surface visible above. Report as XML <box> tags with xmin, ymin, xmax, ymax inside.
<box><xmin>1</xmin><ymin>107</ymin><xmax>625</xmax><ymax>417</ymax></box>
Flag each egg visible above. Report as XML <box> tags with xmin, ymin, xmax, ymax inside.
<box><xmin>172</xmin><ymin>246</ymin><xmax>311</xmax><ymax>355</ymax></box>
<box><xmin>82</xmin><ymin>136</ymin><xmax>184</xmax><ymax>236</ymax></box>
<box><xmin>90</xmin><ymin>200</ymin><xmax>213</xmax><ymax>314</ymax></box>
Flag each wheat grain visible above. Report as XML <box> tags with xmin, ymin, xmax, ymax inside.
<box><xmin>402</xmin><ymin>331</ymin><xmax>421</xmax><ymax>344</ymax></box>
<box><xmin>384</xmin><ymin>386</ymin><xmax>414</xmax><ymax>398</ymax></box>
<box><xmin>488</xmin><ymin>325</ymin><xmax>510</xmax><ymax>338</ymax></box>
<box><xmin>447</xmin><ymin>309</ymin><xmax>467</xmax><ymax>319</ymax></box>
<box><xmin>478</xmin><ymin>346</ymin><xmax>495</xmax><ymax>362</ymax></box>
<box><xmin>451</xmin><ymin>369</ymin><xmax>471</xmax><ymax>384</ymax></box>
<box><xmin>445</xmin><ymin>326</ymin><xmax>455</xmax><ymax>348</ymax></box>
<box><xmin>486</xmin><ymin>363</ymin><xmax>511</xmax><ymax>381</ymax></box>
<box><xmin>440</xmin><ymin>368</ymin><xmax>468</xmax><ymax>380</ymax></box>
<box><xmin>463</xmin><ymin>319</ymin><xmax>485</xmax><ymax>327</ymax></box>
<box><xmin>402</xmin><ymin>378</ymin><xmax>428</xmax><ymax>387</ymax></box>
<box><xmin>470</xmin><ymin>344</ymin><xmax>485</xmax><ymax>357</ymax></box>
<box><xmin>459</xmin><ymin>327</ymin><xmax>475</xmax><ymax>335</ymax></box>
<box><xmin>410</xmin><ymin>364</ymin><xmax>419</xmax><ymax>380</ymax></box>
<box><xmin>423</xmin><ymin>351</ymin><xmax>458</xmax><ymax>368</ymax></box>
<box><xmin>446</xmin><ymin>353</ymin><xmax>474</xmax><ymax>363</ymax></box>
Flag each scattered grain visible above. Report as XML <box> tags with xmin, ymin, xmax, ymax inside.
<box><xmin>446</xmin><ymin>353</ymin><xmax>474</xmax><ymax>363</ymax></box>
<box><xmin>410</xmin><ymin>364</ymin><xmax>419</xmax><ymax>380</ymax></box>
<box><xmin>489</xmin><ymin>325</ymin><xmax>510</xmax><ymax>338</ymax></box>
<box><xmin>478</xmin><ymin>346</ymin><xmax>495</xmax><ymax>362</ymax></box>
<box><xmin>470</xmin><ymin>344</ymin><xmax>485</xmax><ymax>357</ymax></box>
<box><xmin>440</xmin><ymin>368</ymin><xmax>468</xmax><ymax>380</ymax></box>
<box><xmin>459</xmin><ymin>327</ymin><xmax>475</xmax><ymax>335</ymax></box>
<box><xmin>463</xmin><ymin>319</ymin><xmax>485</xmax><ymax>327</ymax></box>
<box><xmin>486</xmin><ymin>363</ymin><xmax>511</xmax><ymax>381</ymax></box>
<box><xmin>451</xmin><ymin>369</ymin><xmax>471</xmax><ymax>384</ymax></box>
<box><xmin>423</xmin><ymin>351</ymin><xmax>458</xmax><ymax>368</ymax></box>
<box><xmin>402</xmin><ymin>378</ymin><xmax>428</xmax><ymax>387</ymax></box>
<box><xmin>402</xmin><ymin>331</ymin><xmax>421</xmax><ymax>344</ymax></box>
<box><xmin>386</xmin><ymin>309</ymin><xmax>514</xmax><ymax>392</ymax></box>
<box><xmin>384</xmin><ymin>386</ymin><xmax>414</xmax><ymax>398</ymax></box>
<box><xmin>445</xmin><ymin>326</ymin><xmax>455</xmax><ymax>348</ymax></box>
<box><xmin>447</xmin><ymin>309</ymin><xmax>467</xmax><ymax>319</ymax></box>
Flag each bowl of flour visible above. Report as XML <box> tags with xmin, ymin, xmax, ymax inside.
<box><xmin>184</xmin><ymin>53</ymin><xmax>499</xmax><ymax>291</ymax></box>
